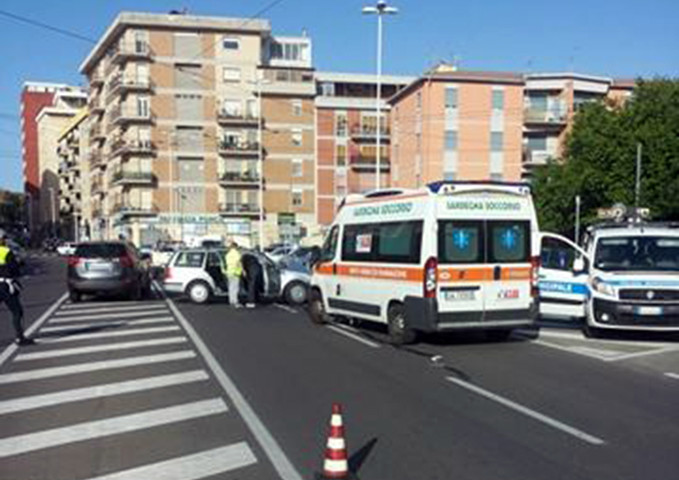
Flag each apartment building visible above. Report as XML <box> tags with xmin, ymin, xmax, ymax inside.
<box><xmin>56</xmin><ymin>108</ymin><xmax>90</xmax><ymax>241</ymax></box>
<box><xmin>21</xmin><ymin>82</ymin><xmax>86</xmax><ymax>237</ymax></box>
<box><xmin>315</xmin><ymin>72</ymin><xmax>413</xmax><ymax>226</ymax></box>
<box><xmin>35</xmin><ymin>87</ymin><xmax>88</xmax><ymax>238</ymax></box>
<box><xmin>522</xmin><ymin>73</ymin><xmax>634</xmax><ymax>178</ymax></box>
<box><xmin>389</xmin><ymin>65</ymin><xmax>525</xmax><ymax>188</ymax></box>
<box><xmin>79</xmin><ymin>11</ymin><xmax>315</xmax><ymax>246</ymax></box>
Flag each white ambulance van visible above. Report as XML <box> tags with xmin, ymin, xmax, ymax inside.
<box><xmin>539</xmin><ymin>222</ymin><xmax>679</xmax><ymax>336</ymax></box>
<box><xmin>308</xmin><ymin>181</ymin><xmax>542</xmax><ymax>344</ymax></box>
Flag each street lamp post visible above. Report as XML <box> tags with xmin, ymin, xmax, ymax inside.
<box><xmin>247</xmin><ymin>76</ymin><xmax>271</xmax><ymax>248</ymax></box>
<box><xmin>363</xmin><ymin>0</ymin><xmax>398</xmax><ymax>191</ymax></box>
<box><xmin>48</xmin><ymin>187</ymin><xmax>57</xmax><ymax>237</ymax></box>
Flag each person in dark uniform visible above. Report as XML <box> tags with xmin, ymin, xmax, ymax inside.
<box><xmin>242</xmin><ymin>253</ymin><xmax>262</xmax><ymax>309</ymax></box>
<box><xmin>0</xmin><ymin>231</ymin><xmax>33</xmax><ymax>346</ymax></box>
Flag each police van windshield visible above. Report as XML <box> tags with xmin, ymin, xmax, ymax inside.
<box><xmin>594</xmin><ymin>236</ymin><xmax>679</xmax><ymax>272</ymax></box>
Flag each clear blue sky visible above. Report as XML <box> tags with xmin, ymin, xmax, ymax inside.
<box><xmin>1</xmin><ymin>0</ymin><xmax>678</xmax><ymax>191</ymax></box>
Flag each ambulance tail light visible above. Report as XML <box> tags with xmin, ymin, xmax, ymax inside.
<box><xmin>424</xmin><ymin>256</ymin><xmax>438</xmax><ymax>298</ymax></box>
<box><xmin>530</xmin><ymin>255</ymin><xmax>540</xmax><ymax>297</ymax></box>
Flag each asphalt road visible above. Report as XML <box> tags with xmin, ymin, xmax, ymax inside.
<box><xmin>1</xmin><ymin>257</ymin><xmax>678</xmax><ymax>480</ymax></box>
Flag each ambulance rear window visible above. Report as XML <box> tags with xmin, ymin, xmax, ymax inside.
<box><xmin>488</xmin><ymin>221</ymin><xmax>530</xmax><ymax>263</ymax></box>
<box><xmin>438</xmin><ymin>221</ymin><xmax>483</xmax><ymax>264</ymax></box>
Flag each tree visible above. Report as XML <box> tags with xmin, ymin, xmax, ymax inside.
<box><xmin>531</xmin><ymin>79</ymin><xmax>679</xmax><ymax>236</ymax></box>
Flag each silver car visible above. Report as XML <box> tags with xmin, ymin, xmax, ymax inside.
<box><xmin>162</xmin><ymin>248</ymin><xmax>281</xmax><ymax>304</ymax></box>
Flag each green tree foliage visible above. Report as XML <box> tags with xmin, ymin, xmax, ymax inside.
<box><xmin>532</xmin><ymin>79</ymin><xmax>679</xmax><ymax>236</ymax></box>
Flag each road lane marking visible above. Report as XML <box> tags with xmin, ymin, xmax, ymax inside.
<box><xmin>605</xmin><ymin>346</ymin><xmax>679</xmax><ymax>362</ymax></box>
<box><xmin>82</xmin><ymin>443</ymin><xmax>256</xmax><ymax>480</ymax></box>
<box><xmin>0</xmin><ymin>292</ymin><xmax>68</xmax><ymax>368</ymax></box>
<box><xmin>49</xmin><ymin>314</ymin><xmax>174</xmax><ymax>325</ymax></box>
<box><xmin>157</xmin><ymin>282</ymin><xmax>304</xmax><ymax>480</ymax></box>
<box><xmin>14</xmin><ymin>337</ymin><xmax>188</xmax><ymax>362</ymax></box>
<box><xmin>49</xmin><ymin>310</ymin><xmax>171</xmax><ymax>322</ymax></box>
<box><xmin>445</xmin><ymin>377</ymin><xmax>605</xmax><ymax>445</ymax></box>
<box><xmin>41</xmin><ymin>317</ymin><xmax>174</xmax><ymax>333</ymax></box>
<box><xmin>0</xmin><ymin>370</ymin><xmax>209</xmax><ymax>415</ymax></box>
<box><xmin>274</xmin><ymin>304</ymin><xmax>298</xmax><ymax>314</ymax></box>
<box><xmin>0</xmin><ymin>398</ymin><xmax>227</xmax><ymax>458</ymax></box>
<box><xmin>0</xmin><ymin>351</ymin><xmax>196</xmax><ymax>384</ymax></box>
<box><xmin>665</xmin><ymin>372</ymin><xmax>679</xmax><ymax>380</ymax></box>
<box><xmin>526</xmin><ymin>328</ymin><xmax>677</xmax><ymax>348</ymax></box>
<box><xmin>54</xmin><ymin>304</ymin><xmax>169</xmax><ymax>316</ymax></box>
<box><xmin>39</xmin><ymin>326</ymin><xmax>181</xmax><ymax>343</ymax></box>
<box><xmin>327</xmin><ymin>325</ymin><xmax>380</xmax><ymax>349</ymax></box>
<box><xmin>60</xmin><ymin>300</ymin><xmax>161</xmax><ymax>310</ymax></box>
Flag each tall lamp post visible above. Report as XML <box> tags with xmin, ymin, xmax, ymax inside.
<box><xmin>247</xmin><ymin>75</ymin><xmax>271</xmax><ymax>248</ymax></box>
<box><xmin>48</xmin><ymin>187</ymin><xmax>57</xmax><ymax>237</ymax></box>
<box><xmin>363</xmin><ymin>0</ymin><xmax>398</xmax><ymax>191</ymax></box>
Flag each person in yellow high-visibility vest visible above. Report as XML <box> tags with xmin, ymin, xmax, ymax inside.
<box><xmin>223</xmin><ymin>240</ymin><xmax>243</xmax><ymax>308</ymax></box>
<box><xmin>0</xmin><ymin>231</ymin><xmax>33</xmax><ymax>345</ymax></box>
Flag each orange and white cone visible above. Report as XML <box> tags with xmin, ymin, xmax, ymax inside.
<box><xmin>322</xmin><ymin>403</ymin><xmax>349</xmax><ymax>479</ymax></box>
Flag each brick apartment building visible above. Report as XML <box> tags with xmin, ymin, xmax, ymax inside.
<box><xmin>78</xmin><ymin>11</ymin><xmax>315</xmax><ymax>246</ymax></box>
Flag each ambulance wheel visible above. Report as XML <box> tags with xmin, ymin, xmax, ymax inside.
<box><xmin>387</xmin><ymin>303</ymin><xmax>416</xmax><ymax>345</ymax></box>
<box><xmin>308</xmin><ymin>289</ymin><xmax>329</xmax><ymax>325</ymax></box>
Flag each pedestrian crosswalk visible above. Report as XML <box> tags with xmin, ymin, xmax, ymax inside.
<box><xmin>0</xmin><ymin>297</ymin><xmax>264</xmax><ymax>479</ymax></box>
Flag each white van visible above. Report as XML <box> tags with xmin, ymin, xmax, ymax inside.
<box><xmin>539</xmin><ymin>222</ymin><xmax>679</xmax><ymax>336</ymax></box>
<box><xmin>308</xmin><ymin>181</ymin><xmax>541</xmax><ymax>344</ymax></box>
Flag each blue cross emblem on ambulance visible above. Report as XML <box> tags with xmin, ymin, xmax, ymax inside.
<box><xmin>453</xmin><ymin>230</ymin><xmax>470</xmax><ymax>249</ymax></box>
<box><xmin>500</xmin><ymin>229</ymin><xmax>517</xmax><ymax>250</ymax></box>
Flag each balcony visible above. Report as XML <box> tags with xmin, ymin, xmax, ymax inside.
<box><xmin>89</xmin><ymin>124</ymin><xmax>105</xmax><ymax>143</ymax></box>
<box><xmin>112</xmin><ymin>203</ymin><xmax>158</xmax><ymax>217</ymax></box>
<box><xmin>111</xmin><ymin>170</ymin><xmax>155</xmax><ymax>186</ymax></box>
<box><xmin>110</xmin><ymin>41</ymin><xmax>153</xmax><ymax>65</ymax></box>
<box><xmin>90</xmin><ymin>178</ymin><xmax>104</xmax><ymax>197</ymax></box>
<box><xmin>109</xmin><ymin>105</ymin><xmax>154</xmax><ymax>126</ymax></box>
<box><xmin>522</xmin><ymin>149</ymin><xmax>553</xmax><ymax>168</ymax></box>
<box><xmin>107</xmin><ymin>75</ymin><xmax>153</xmax><ymax>100</ymax></box>
<box><xmin>109</xmin><ymin>138</ymin><xmax>156</xmax><ymax>159</ymax></box>
<box><xmin>90</xmin><ymin>73</ymin><xmax>104</xmax><ymax>88</ymax></box>
<box><xmin>216</xmin><ymin>110</ymin><xmax>259</xmax><ymax>127</ymax></box>
<box><xmin>350</xmin><ymin>125</ymin><xmax>390</xmax><ymax>142</ymax></box>
<box><xmin>88</xmin><ymin>96</ymin><xmax>104</xmax><ymax>114</ymax></box>
<box><xmin>218</xmin><ymin>141</ymin><xmax>259</xmax><ymax>157</ymax></box>
<box><xmin>88</xmin><ymin>150</ymin><xmax>104</xmax><ymax>169</ymax></box>
<box><xmin>218</xmin><ymin>171</ymin><xmax>260</xmax><ymax>187</ymax></box>
<box><xmin>219</xmin><ymin>202</ymin><xmax>260</xmax><ymax>217</ymax></box>
<box><xmin>524</xmin><ymin>107</ymin><xmax>568</xmax><ymax>126</ymax></box>
<box><xmin>349</xmin><ymin>155</ymin><xmax>390</xmax><ymax>171</ymax></box>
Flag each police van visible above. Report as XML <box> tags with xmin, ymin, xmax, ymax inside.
<box><xmin>539</xmin><ymin>221</ymin><xmax>679</xmax><ymax>336</ymax></box>
<box><xmin>308</xmin><ymin>181</ymin><xmax>542</xmax><ymax>344</ymax></box>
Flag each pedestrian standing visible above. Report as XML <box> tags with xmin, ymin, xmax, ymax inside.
<box><xmin>242</xmin><ymin>253</ymin><xmax>262</xmax><ymax>309</ymax></box>
<box><xmin>0</xmin><ymin>231</ymin><xmax>33</xmax><ymax>346</ymax></box>
<box><xmin>224</xmin><ymin>240</ymin><xmax>243</xmax><ymax>308</ymax></box>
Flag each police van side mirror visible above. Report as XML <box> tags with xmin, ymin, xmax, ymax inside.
<box><xmin>572</xmin><ymin>256</ymin><xmax>587</xmax><ymax>274</ymax></box>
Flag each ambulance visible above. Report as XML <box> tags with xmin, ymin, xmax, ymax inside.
<box><xmin>308</xmin><ymin>181</ymin><xmax>542</xmax><ymax>344</ymax></box>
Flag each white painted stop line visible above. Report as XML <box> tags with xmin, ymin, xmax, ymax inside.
<box><xmin>39</xmin><ymin>326</ymin><xmax>181</xmax><ymax>343</ymax></box>
<box><xmin>54</xmin><ymin>304</ymin><xmax>168</xmax><ymax>316</ymax></box>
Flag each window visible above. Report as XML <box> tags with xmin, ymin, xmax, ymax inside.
<box><xmin>292</xmin><ymin>158</ymin><xmax>303</xmax><ymax>177</ymax></box>
<box><xmin>320</xmin><ymin>82</ymin><xmax>335</xmax><ymax>96</ymax></box>
<box><xmin>174</xmin><ymin>251</ymin><xmax>205</xmax><ymax>268</ymax></box>
<box><xmin>291</xmin><ymin>99</ymin><xmax>302</xmax><ymax>116</ymax></box>
<box><xmin>342</xmin><ymin>221</ymin><xmax>423</xmax><ymax>264</ymax></box>
<box><xmin>320</xmin><ymin>225</ymin><xmax>339</xmax><ymax>262</ymax></box>
<box><xmin>136</xmin><ymin>97</ymin><xmax>150</xmax><ymax>117</ymax></box>
<box><xmin>336</xmin><ymin>144</ymin><xmax>347</xmax><ymax>166</ymax></box>
<box><xmin>221</xmin><ymin>99</ymin><xmax>241</xmax><ymax>116</ymax></box>
<box><xmin>335</xmin><ymin>113</ymin><xmax>347</xmax><ymax>137</ymax></box>
<box><xmin>488</xmin><ymin>221</ymin><xmax>530</xmax><ymax>263</ymax></box>
<box><xmin>175</xmin><ymin>64</ymin><xmax>202</xmax><ymax>89</ymax></box>
<box><xmin>222</xmin><ymin>67</ymin><xmax>241</xmax><ymax>82</ymax></box>
<box><xmin>292</xmin><ymin>189</ymin><xmax>303</xmax><ymax>206</ymax></box>
<box><xmin>438</xmin><ymin>221</ymin><xmax>483</xmax><ymax>264</ymax></box>
<box><xmin>491</xmin><ymin>132</ymin><xmax>504</xmax><ymax>152</ymax></box>
<box><xmin>291</xmin><ymin>129</ymin><xmax>303</xmax><ymax>146</ymax></box>
<box><xmin>445</xmin><ymin>87</ymin><xmax>458</xmax><ymax>109</ymax></box>
<box><xmin>527</xmin><ymin>136</ymin><xmax>547</xmax><ymax>151</ymax></box>
<box><xmin>445</xmin><ymin>130</ymin><xmax>458</xmax><ymax>150</ymax></box>
<box><xmin>222</xmin><ymin>37</ymin><xmax>240</xmax><ymax>50</ymax></box>
<box><xmin>207</xmin><ymin>252</ymin><xmax>224</xmax><ymax>269</ymax></box>
<box><xmin>528</xmin><ymin>93</ymin><xmax>548</xmax><ymax>111</ymax></box>
<box><xmin>492</xmin><ymin>90</ymin><xmax>504</xmax><ymax>110</ymax></box>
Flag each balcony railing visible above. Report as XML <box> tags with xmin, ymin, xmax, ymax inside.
<box><xmin>219</xmin><ymin>171</ymin><xmax>260</xmax><ymax>186</ymax></box>
<box><xmin>90</xmin><ymin>179</ymin><xmax>104</xmax><ymax>196</ymax></box>
<box><xmin>109</xmin><ymin>105</ymin><xmax>154</xmax><ymax>125</ymax></box>
<box><xmin>524</xmin><ymin>107</ymin><xmax>568</xmax><ymax>125</ymax></box>
<box><xmin>216</xmin><ymin>110</ymin><xmax>259</xmax><ymax>126</ymax></box>
<box><xmin>90</xmin><ymin>73</ymin><xmax>104</xmax><ymax>88</ymax></box>
<box><xmin>111</xmin><ymin>170</ymin><xmax>155</xmax><ymax>186</ymax></box>
<box><xmin>219</xmin><ymin>202</ymin><xmax>260</xmax><ymax>216</ymax></box>
<box><xmin>349</xmin><ymin>154</ymin><xmax>390</xmax><ymax>171</ymax></box>
<box><xmin>89</xmin><ymin>124</ymin><xmax>105</xmax><ymax>142</ymax></box>
<box><xmin>112</xmin><ymin>203</ymin><xmax>158</xmax><ymax>216</ymax></box>
<box><xmin>107</xmin><ymin>75</ymin><xmax>153</xmax><ymax>99</ymax></box>
<box><xmin>350</xmin><ymin>125</ymin><xmax>390</xmax><ymax>141</ymax></box>
<box><xmin>111</xmin><ymin>41</ymin><xmax>152</xmax><ymax>64</ymax></box>
<box><xmin>522</xmin><ymin>149</ymin><xmax>553</xmax><ymax>167</ymax></box>
<box><xmin>88</xmin><ymin>151</ymin><xmax>104</xmax><ymax>169</ymax></box>
<box><xmin>109</xmin><ymin>138</ymin><xmax>156</xmax><ymax>158</ymax></box>
<box><xmin>218</xmin><ymin>141</ymin><xmax>260</xmax><ymax>156</ymax></box>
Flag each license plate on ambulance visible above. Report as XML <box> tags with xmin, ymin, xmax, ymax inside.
<box><xmin>443</xmin><ymin>290</ymin><xmax>476</xmax><ymax>301</ymax></box>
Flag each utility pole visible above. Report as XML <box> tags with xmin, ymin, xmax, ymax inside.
<box><xmin>635</xmin><ymin>142</ymin><xmax>642</xmax><ymax>215</ymax></box>
<box><xmin>574</xmin><ymin>195</ymin><xmax>581</xmax><ymax>245</ymax></box>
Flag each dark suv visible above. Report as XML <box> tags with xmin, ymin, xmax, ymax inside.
<box><xmin>67</xmin><ymin>241</ymin><xmax>151</xmax><ymax>302</ymax></box>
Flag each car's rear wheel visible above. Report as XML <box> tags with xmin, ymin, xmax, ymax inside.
<box><xmin>187</xmin><ymin>280</ymin><xmax>212</xmax><ymax>304</ymax></box>
<box><xmin>284</xmin><ymin>281</ymin><xmax>308</xmax><ymax>306</ymax></box>
<box><xmin>69</xmin><ymin>289</ymin><xmax>81</xmax><ymax>303</ymax></box>
<box><xmin>387</xmin><ymin>302</ymin><xmax>416</xmax><ymax>345</ymax></box>
<box><xmin>308</xmin><ymin>289</ymin><xmax>329</xmax><ymax>325</ymax></box>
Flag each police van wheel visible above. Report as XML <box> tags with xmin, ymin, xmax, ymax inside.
<box><xmin>583</xmin><ymin>323</ymin><xmax>601</xmax><ymax>339</ymax></box>
<box><xmin>69</xmin><ymin>290</ymin><xmax>81</xmax><ymax>303</ymax></box>
<box><xmin>388</xmin><ymin>303</ymin><xmax>416</xmax><ymax>345</ymax></box>
<box><xmin>308</xmin><ymin>290</ymin><xmax>328</xmax><ymax>325</ymax></box>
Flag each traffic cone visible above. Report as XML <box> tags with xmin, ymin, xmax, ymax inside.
<box><xmin>321</xmin><ymin>403</ymin><xmax>350</xmax><ymax>479</ymax></box>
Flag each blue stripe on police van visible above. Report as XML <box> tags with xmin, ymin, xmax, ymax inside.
<box><xmin>538</xmin><ymin>281</ymin><xmax>589</xmax><ymax>295</ymax></box>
